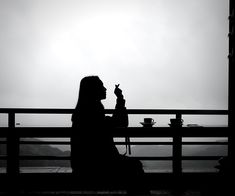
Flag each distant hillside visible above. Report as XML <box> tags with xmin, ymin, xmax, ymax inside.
<box><xmin>130</xmin><ymin>143</ymin><xmax>227</xmax><ymax>171</ymax></box>
<box><xmin>0</xmin><ymin>138</ymin><xmax>70</xmax><ymax>167</ymax></box>
<box><xmin>130</xmin><ymin>143</ymin><xmax>227</xmax><ymax>157</ymax></box>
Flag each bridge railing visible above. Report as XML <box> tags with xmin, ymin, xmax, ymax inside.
<box><xmin>0</xmin><ymin>108</ymin><xmax>230</xmax><ymax>178</ymax></box>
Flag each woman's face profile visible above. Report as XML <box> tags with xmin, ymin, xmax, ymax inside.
<box><xmin>97</xmin><ymin>80</ymin><xmax>107</xmax><ymax>100</ymax></box>
<box><xmin>80</xmin><ymin>76</ymin><xmax>107</xmax><ymax>101</ymax></box>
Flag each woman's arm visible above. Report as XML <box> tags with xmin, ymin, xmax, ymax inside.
<box><xmin>112</xmin><ymin>84</ymin><xmax>129</xmax><ymax>127</ymax></box>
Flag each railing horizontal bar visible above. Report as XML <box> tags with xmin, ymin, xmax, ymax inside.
<box><xmin>0</xmin><ymin>108</ymin><xmax>74</xmax><ymax>114</ymax></box>
<box><xmin>16</xmin><ymin>141</ymin><xmax>228</xmax><ymax>145</ymax></box>
<box><xmin>18</xmin><ymin>141</ymin><xmax>173</xmax><ymax>145</ymax></box>
<box><xmin>131</xmin><ymin>156</ymin><xmax>173</xmax><ymax>160</ymax></box>
<box><xmin>182</xmin><ymin>156</ymin><xmax>223</xmax><ymax>160</ymax></box>
<box><xmin>17</xmin><ymin>156</ymin><xmax>223</xmax><ymax>161</ymax></box>
<box><xmin>118</xmin><ymin>156</ymin><xmax>174</xmax><ymax>160</ymax></box>
<box><xmin>19</xmin><ymin>141</ymin><xmax>71</xmax><ymax>145</ymax></box>
<box><xmin>116</xmin><ymin>142</ymin><xmax>173</xmax><ymax>145</ymax></box>
<box><xmin>0</xmin><ymin>108</ymin><xmax>228</xmax><ymax>115</ymax></box>
<box><xmin>0</xmin><ymin>156</ymin><xmax>225</xmax><ymax>161</ymax></box>
<box><xmin>0</xmin><ymin>127</ymin><xmax>230</xmax><ymax>137</ymax></box>
<box><xmin>18</xmin><ymin>156</ymin><xmax>173</xmax><ymax>161</ymax></box>
<box><xmin>182</xmin><ymin>142</ymin><xmax>228</xmax><ymax>145</ymax></box>
<box><xmin>18</xmin><ymin>156</ymin><xmax>70</xmax><ymax>160</ymax></box>
<box><xmin>123</xmin><ymin>109</ymin><xmax>228</xmax><ymax>115</ymax></box>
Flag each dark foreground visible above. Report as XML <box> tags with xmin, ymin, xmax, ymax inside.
<box><xmin>0</xmin><ymin>190</ymin><xmax>202</xmax><ymax>196</ymax></box>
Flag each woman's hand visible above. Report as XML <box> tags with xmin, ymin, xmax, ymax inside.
<box><xmin>114</xmin><ymin>84</ymin><xmax>124</xmax><ymax>99</ymax></box>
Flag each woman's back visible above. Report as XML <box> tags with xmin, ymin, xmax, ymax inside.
<box><xmin>71</xmin><ymin>100</ymin><xmax>120</xmax><ymax>174</ymax></box>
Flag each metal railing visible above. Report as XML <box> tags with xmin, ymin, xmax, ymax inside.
<box><xmin>0</xmin><ymin>108</ymin><xmax>230</xmax><ymax>178</ymax></box>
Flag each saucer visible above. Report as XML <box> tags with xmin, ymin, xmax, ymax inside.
<box><xmin>140</xmin><ymin>122</ymin><xmax>156</xmax><ymax>127</ymax></box>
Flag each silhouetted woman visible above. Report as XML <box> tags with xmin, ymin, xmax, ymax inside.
<box><xmin>71</xmin><ymin>76</ymin><xmax>150</xmax><ymax>195</ymax></box>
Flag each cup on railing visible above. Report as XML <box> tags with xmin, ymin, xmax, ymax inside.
<box><xmin>169</xmin><ymin>118</ymin><xmax>184</xmax><ymax>127</ymax></box>
<box><xmin>140</xmin><ymin>118</ymin><xmax>156</xmax><ymax>127</ymax></box>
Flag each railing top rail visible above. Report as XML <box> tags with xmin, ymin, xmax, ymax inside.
<box><xmin>0</xmin><ymin>108</ymin><xmax>228</xmax><ymax>115</ymax></box>
<box><xmin>0</xmin><ymin>127</ymin><xmax>230</xmax><ymax>137</ymax></box>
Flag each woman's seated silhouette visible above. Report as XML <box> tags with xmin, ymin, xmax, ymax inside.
<box><xmin>71</xmin><ymin>76</ymin><xmax>150</xmax><ymax>195</ymax></box>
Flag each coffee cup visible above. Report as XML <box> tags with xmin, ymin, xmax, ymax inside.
<box><xmin>170</xmin><ymin>118</ymin><xmax>184</xmax><ymax>127</ymax></box>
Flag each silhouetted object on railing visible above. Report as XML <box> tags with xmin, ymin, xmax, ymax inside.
<box><xmin>215</xmin><ymin>156</ymin><xmax>231</xmax><ymax>195</ymax></box>
<box><xmin>201</xmin><ymin>156</ymin><xmax>232</xmax><ymax>196</ymax></box>
<box><xmin>215</xmin><ymin>156</ymin><xmax>230</xmax><ymax>175</ymax></box>
<box><xmin>169</xmin><ymin>118</ymin><xmax>184</xmax><ymax>128</ymax></box>
<box><xmin>71</xmin><ymin>76</ymin><xmax>150</xmax><ymax>195</ymax></box>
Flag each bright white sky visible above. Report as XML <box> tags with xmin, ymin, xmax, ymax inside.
<box><xmin>0</xmin><ymin>0</ymin><xmax>229</xmax><ymax>126</ymax></box>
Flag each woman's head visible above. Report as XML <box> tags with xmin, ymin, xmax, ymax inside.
<box><xmin>72</xmin><ymin>76</ymin><xmax>106</xmax><ymax>124</ymax></box>
<box><xmin>78</xmin><ymin>76</ymin><xmax>107</xmax><ymax>102</ymax></box>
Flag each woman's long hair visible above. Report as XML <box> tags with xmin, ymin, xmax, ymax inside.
<box><xmin>71</xmin><ymin>76</ymin><xmax>102</xmax><ymax>123</ymax></box>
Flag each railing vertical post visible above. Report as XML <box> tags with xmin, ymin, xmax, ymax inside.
<box><xmin>176</xmin><ymin>113</ymin><xmax>182</xmax><ymax>120</ymax></box>
<box><xmin>173</xmin><ymin>113</ymin><xmax>182</xmax><ymax>178</ymax></box>
<box><xmin>8</xmin><ymin>112</ymin><xmax>15</xmax><ymax>128</ymax></box>
<box><xmin>173</xmin><ymin>134</ymin><xmax>182</xmax><ymax>176</ymax></box>
<box><xmin>7</xmin><ymin>112</ymin><xmax>20</xmax><ymax>176</ymax></box>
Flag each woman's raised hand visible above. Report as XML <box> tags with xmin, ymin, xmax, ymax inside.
<box><xmin>114</xmin><ymin>84</ymin><xmax>123</xmax><ymax>99</ymax></box>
